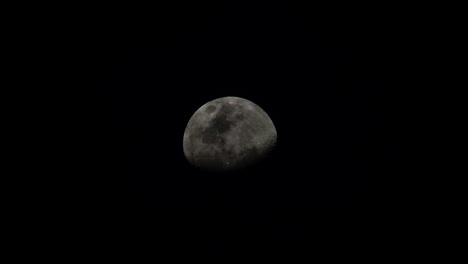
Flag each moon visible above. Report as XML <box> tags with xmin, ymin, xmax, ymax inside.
<box><xmin>183</xmin><ymin>96</ymin><xmax>277</xmax><ymax>171</ymax></box>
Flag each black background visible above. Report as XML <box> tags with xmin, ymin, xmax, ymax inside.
<box><xmin>75</xmin><ymin>2</ymin><xmax>413</xmax><ymax>261</ymax></box>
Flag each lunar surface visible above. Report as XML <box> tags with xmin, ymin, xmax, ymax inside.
<box><xmin>183</xmin><ymin>96</ymin><xmax>277</xmax><ymax>171</ymax></box>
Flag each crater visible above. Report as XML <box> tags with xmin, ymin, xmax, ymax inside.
<box><xmin>206</xmin><ymin>105</ymin><xmax>216</xmax><ymax>114</ymax></box>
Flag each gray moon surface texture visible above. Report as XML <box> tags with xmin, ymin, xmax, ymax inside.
<box><xmin>183</xmin><ymin>96</ymin><xmax>277</xmax><ymax>171</ymax></box>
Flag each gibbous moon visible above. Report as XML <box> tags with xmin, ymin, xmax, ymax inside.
<box><xmin>183</xmin><ymin>96</ymin><xmax>277</xmax><ymax>171</ymax></box>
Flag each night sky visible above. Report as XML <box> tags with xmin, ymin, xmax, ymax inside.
<box><xmin>76</xmin><ymin>2</ymin><xmax>412</xmax><ymax>260</ymax></box>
